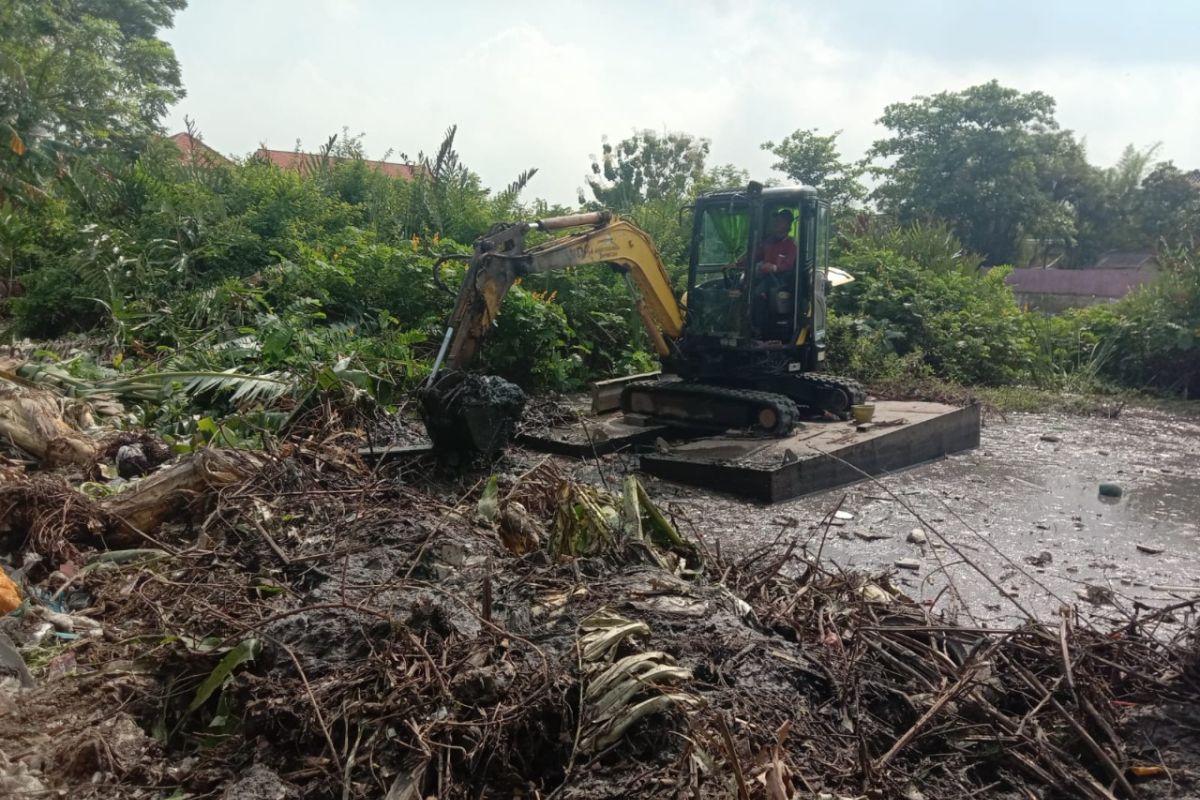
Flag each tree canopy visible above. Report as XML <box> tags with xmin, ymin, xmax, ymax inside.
<box><xmin>761</xmin><ymin>128</ymin><xmax>865</xmax><ymax>210</ymax></box>
<box><xmin>0</xmin><ymin>0</ymin><xmax>186</xmax><ymax>200</ymax></box>
<box><xmin>581</xmin><ymin>129</ymin><xmax>711</xmax><ymax>210</ymax></box>
<box><xmin>868</xmin><ymin>80</ymin><xmax>1084</xmax><ymax>265</ymax></box>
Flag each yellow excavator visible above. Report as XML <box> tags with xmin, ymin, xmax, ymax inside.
<box><xmin>418</xmin><ymin>181</ymin><xmax>864</xmax><ymax>457</ymax></box>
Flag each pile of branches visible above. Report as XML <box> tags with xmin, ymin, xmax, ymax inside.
<box><xmin>719</xmin><ymin>543</ymin><xmax>1198</xmax><ymax>799</ymax></box>
<box><xmin>1</xmin><ymin>413</ymin><xmax>1198</xmax><ymax>799</ymax></box>
<box><xmin>516</xmin><ymin>394</ymin><xmax>581</xmax><ymax>436</ymax></box>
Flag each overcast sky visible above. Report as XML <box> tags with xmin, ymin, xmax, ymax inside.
<box><xmin>163</xmin><ymin>0</ymin><xmax>1200</xmax><ymax>206</ymax></box>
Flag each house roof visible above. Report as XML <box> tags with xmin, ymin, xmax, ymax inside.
<box><xmin>168</xmin><ymin>132</ymin><xmax>231</xmax><ymax>166</ymax></box>
<box><xmin>1004</xmin><ymin>267</ymin><xmax>1156</xmax><ymax>298</ymax></box>
<box><xmin>1091</xmin><ymin>251</ymin><xmax>1156</xmax><ymax>270</ymax></box>
<box><xmin>253</xmin><ymin>147</ymin><xmax>422</xmax><ymax>181</ymax></box>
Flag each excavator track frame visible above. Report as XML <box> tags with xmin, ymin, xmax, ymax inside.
<box><xmin>619</xmin><ymin>381</ymin><xmax>800</xmax><ymax>437</ymax></box>
<box><xmin>745</xmin><ymin>372</ymin><xmax>867</xmax><ymax>419</ymax></box>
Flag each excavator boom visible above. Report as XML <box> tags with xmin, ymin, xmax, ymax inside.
<box><xmin>438</xmin><ymin>211</ymin><xmax>683</xmax><ymax>373</ymax></box>
<box><xmin>418</xmin><ymin>211</ymin><xmax>687</xmax><ymax>459</ymax></box>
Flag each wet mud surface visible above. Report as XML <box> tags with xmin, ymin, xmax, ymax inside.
<box><xmin>629</xmin><ymin>408</ymin><xmax>1200</xmax><ymax>624</ymax></box>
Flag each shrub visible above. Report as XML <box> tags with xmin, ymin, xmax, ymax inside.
<box><xmin>1076</xmin><ymin>247</ymin><xmax>1200</xmax><ymax>395</ymax></box>
<box><xmin>831</xmin><ymin>233</ymin><xmax>1035</xmax><ymax>385</ymax></box>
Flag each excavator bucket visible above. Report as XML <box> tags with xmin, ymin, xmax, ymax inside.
<box><xmin>417</xmin><ymin>370</ymin><xmax>526</xmax><ymax>461</ymax></box>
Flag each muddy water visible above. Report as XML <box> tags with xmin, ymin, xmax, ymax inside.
<box><xmin>630</xmin><ymin>408</ymin><xmax>1200</xmax><ymax>624</ymax></box>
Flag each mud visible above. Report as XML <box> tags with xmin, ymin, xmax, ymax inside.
<box><xmin>418</xmin><ymin>370</ymin><xmax>526</xmax><ymax>460</ymax></box>
<box><xmin>627</xmin><ymin>407</ymin><xmax>1200</xmax><ymax>623</ymax></box>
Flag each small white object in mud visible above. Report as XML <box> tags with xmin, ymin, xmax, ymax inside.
<box><xmin>894</xmin><ymin>558</ymin><xmax>921</xmax><ymax>571</ymax></box>
<box><xmin>834</xmin><ymin>510</ymin><xmax>854</xmax><ymax>521</ymax></box>
<box><xmin>907</xmin><ymin>528</ymin><xmax>928</xmax><ymax>545</ymax></box>
<box><xmin>1136</xmin><ymin>543</ymin><xmax>1166</xmax><ymax>555</ymax></box>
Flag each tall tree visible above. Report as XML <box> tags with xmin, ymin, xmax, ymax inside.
<box><xmin>761</xmin><ymin>128</ymin><xmax>865</xmax><ymax>210</ymax></box>
<box><xmin>868</xmin><ymin>80</ymin><xmax>1082</xmax><ymax>265</ymax></box>
<box><xmin>581</xmin><ymin>129</ymin><xmax>710</xmax><ymax>211</ymax></box>
<box><xmin>0</xmin><ymin>0</ymin><xmax>187</xmax><ymax>201</ymax></box>
<box><xmin>1083</xmin><ymin>144</ymin><xmax>1161</xmax><ymax>255</ymax></box>
<box><xmin>1137</xmin><ymin>163</ymin><xmax>1200</xmax><ymax>249</ymax></box>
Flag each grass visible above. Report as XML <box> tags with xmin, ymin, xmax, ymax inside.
<box><xmin>864</xmin><ymin>372</ymin><xmax>1200</xmax><ymax>419</ymax></box>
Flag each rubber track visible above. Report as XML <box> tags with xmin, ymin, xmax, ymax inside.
<box><xmin>790</xmin><ymin>373</ymin><xmax>867</xmax><ymax>414</ymax></box>
<box><xmin>622</xmin><ymin>381</ymin><xmax>800</xmax><ymax>437</ymax></box>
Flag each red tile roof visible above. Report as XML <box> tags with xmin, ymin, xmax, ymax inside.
<box><xmin>253</xmin><ymin>147</ymin><xmax>422</xmax><ymax>181</ymax></box>
<box><xmin>1004</xmin><ymin>267</ymin><xmax>1156</xmax><ymax>298</ymax></box>
<box><xmin>168</xmin><ymin>132</ymin><xmax>231</xmax><ymax>166</ymax></box>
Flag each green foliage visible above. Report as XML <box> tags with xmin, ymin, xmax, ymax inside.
<box><xmin>519</xmin><ymin>265</ymin><xmax>656</xmax><ymax>380</ymax></box>
<box><xmin>478</xmin><ymin>286</ymin><xmax>588</xmax><ymax>390</ymax></box>
<box><xmin>868</xmin><ymin>81</ymin><xmax>1088</xmax><ymax>266</ymax></box>
<box><xmin>582</xmin><ymin>129</ymin><xmax>711</xmax><ymax>210</ymax></box>
<box><xmin>761</xmin><ymin>128</ymin><xmax>865</xmax><ymax>210</ymax></box>
<box><xmin>0</xmin><ymin>0</ymin><xmax>186</xmax><ymax>202</ymax></box>
<box><xmin>1137</xmin><ymin>163</ymin><xmax>1200</xmax><ymax>250</ymax></box>
<box><xmin>831</xmin><ymin>225</ymin><xmax>1036</xmax><ymax>385</ymax></box>
<box><xmin>4</xmin><ymin>9</ymin><xmax>1199</xmax><ymax>425</ymax></box>
<box><xmin>1072</xmin><ymin>247</ymin><xmax>1200</xmax><ymax>395</ymax></box>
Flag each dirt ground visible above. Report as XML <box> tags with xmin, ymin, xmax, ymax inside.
<box><xmin>3</xmin><ymin>399</ymin><xmax>1199</xmax><ymax>799</ymax></box>
<box><xmin>611</xmin><ymin>407</ymin><xmax>1200</xmax><ymax>626</ymax></box>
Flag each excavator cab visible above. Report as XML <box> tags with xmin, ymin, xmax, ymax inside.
<box><xmin>670</xmin><ymin>184</ymin><xmax>832</xmax><ymax>380</ymax></box>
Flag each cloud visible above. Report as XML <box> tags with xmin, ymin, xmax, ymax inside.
<box><xmin>163</xmin><ymin>1</ymin><xmax>1200</xmax><ymax>206</ymax></box>
<box><xmin>323</xmin><ymin>0</ymin><xmax>361</xmax><ymax>22</ymax></box>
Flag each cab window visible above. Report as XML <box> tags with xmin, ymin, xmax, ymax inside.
<box><xmin>697</xmin><ymin>206</ymin><xmax>749</xmax><ymax>271</ymax></box>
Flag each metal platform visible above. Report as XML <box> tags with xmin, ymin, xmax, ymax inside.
<box><xmin>640</xmin><ymin>401</ymin><xmax>980</xmax><ymax>502</ymax></box>
<box><xmin>519</xmin><ymin>400</ymin><xmax>982</xmax><ymax>503</ymax></box>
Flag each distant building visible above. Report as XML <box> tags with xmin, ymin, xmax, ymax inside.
<box><xmin>1091</xmin><ymin>251</ymin><xmax>1157</xmax><ymax>271</ymax></box>
<box><xmin>252</xmin><ymin>147</ymin><xmax>424</xmax><ymax>181</ymax></box>
<box><xmin>1002</xmin><ymin>252</ymin><xmax>1158</xmax><ymax>313</ymax></box>
<box><xmin>167</xmin><ymin>132</ymin><xmax>231</xmax><ymax>167</ymax></box>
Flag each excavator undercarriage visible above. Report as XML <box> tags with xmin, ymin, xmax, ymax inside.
<box><xmin>619</xmin><ymin>372</ymin><xmax>865</xmax><ymax>436</ymax></box>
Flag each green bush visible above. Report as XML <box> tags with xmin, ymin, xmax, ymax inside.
<box><xmin>1073</xmin><ymin>248</ymin><xmax>1200</xmax><ymax>395</ymax></box>
<box><xmin>519</xmin><ymin>266</ymin><xmax>657</xmax><ymax>380</ymax></box>
<box><xmin>479</xmin><ymin>286</ymin><xmax>589</xmax><ymax>390</ymax></box>
<box><xmin>831</xmin><ymin>232</ymin><xmax>1035</xmax><ymax>385</ymax></box>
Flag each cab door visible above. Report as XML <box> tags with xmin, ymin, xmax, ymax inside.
<box><xmin>811</xmin><ymin>201</ymin><xmax>830</xmax><ymax>362</ymax></box>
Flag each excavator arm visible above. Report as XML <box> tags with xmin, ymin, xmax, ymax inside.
<box><xmin>437</xmin><ymin>211</ymin><xmax>683</xmax><ymax>373</ymax></box>
<box><xmin>419</xmin><ymin>211</ymin><xmax>683</xmax><ymax>459</ymax></box>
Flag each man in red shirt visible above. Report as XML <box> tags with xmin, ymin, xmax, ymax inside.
<box><xmin>757</xmin><ymin>209</ymin><xmax>798</xmax><ymax>275</ymax></box>
<box><xmin>734</xmin><ymin>209</ymin><xmax>797</xmax><ymax>274</ymax></box>
<box><xmin>733</xmin><ymin>209</ymin><xmax>797</xmax><ymax>337</ymax></box>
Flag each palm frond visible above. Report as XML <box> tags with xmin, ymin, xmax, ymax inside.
<box><xmin>497</xmin><ymin>168</ymin><xmax>539</xmax><ymax>204</ymax></box>
<box><xmin>132</xmin><ymin>370</ymin><xmax>295</xmax><ymax>404</ymax></box>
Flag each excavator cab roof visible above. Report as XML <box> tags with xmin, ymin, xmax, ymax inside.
<box><xmin>695</xmin><ymin>184</ymin><xmax>819</xmax><ymax>205</ymax></box>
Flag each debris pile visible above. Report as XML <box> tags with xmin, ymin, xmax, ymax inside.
<box><xmin>0</xmin><ymin>390</ymin><xmax>1198</xmax><ymax>799</ymax></box>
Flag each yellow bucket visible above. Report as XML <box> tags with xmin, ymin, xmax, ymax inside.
<box><xmin>851</xmin><ymin>404</ymin><xmax>875</xmax><ymax>424</ymax></box>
